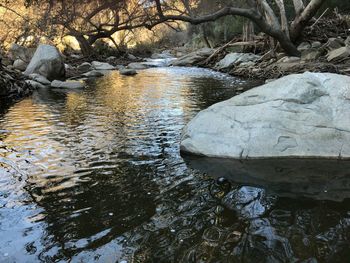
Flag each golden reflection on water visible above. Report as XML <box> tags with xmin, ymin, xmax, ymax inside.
<box><xmin>64</xmin><ymin>92</ymin><xmax>88</xmax><ymax>125</ymax></box>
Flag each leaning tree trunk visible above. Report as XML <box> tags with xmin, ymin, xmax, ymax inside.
<box><xmin>75</xmin><ymin>35</ymin><xmax>94</xmax><ymax>57</ymax></box>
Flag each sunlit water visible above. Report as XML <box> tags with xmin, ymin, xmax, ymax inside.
<box><xmin>0</xmin><ymin>67</ymin><xmax>350</xmax><ymax>263</ymax></box>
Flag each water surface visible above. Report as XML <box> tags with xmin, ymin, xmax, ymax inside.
<box><xmin>0</xmin><ymin>67</ymin><xmax>349</xmax><ymax>262</ymax></box>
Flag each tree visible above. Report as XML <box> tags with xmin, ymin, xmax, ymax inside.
<box><xmin>24</xmin><ymin>0</ymin><xmax>150</xmax><ymax>55</ymax></box>
<box><xmin>148</xmin><ymin>0</ymin><xmax>326</xmax><ymax>56</ymax></box>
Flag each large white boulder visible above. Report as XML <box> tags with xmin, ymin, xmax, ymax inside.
<box><xmin>24</xmin><ymin>44</ymin><xmax>65</xmax><ymax>81</ymax></box>
<box><xmin>215</xmin><ymin>53</ymin><xmax>261</xmax><ymax>70</ymax></box>
<box><xmin>181</xmin><ymin>72</ymin><xmax>350</xmax><ymax>159</ymax></box>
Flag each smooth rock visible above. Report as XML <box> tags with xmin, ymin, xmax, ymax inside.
<box><xmin>171</xmin><ymin>48</ymin><xmax>213</xmax><ymax>66</ymax></box>
<box><xmin>91</xmin><ymin>61</ymin><xmax>115</xmax><ymax>70</ymax></box>
<box><xmin>24</xmin><ymin>44</ymin><xmax>65</xmax><ymax>81</ymax></box>
<box><xmin>127</xmin><ymin>62</ymin><xmax>148</xmax><ymax>70</ymax></box>
<box><xmin>181</xmin><ymin>72</ymin><xmax>350</xmax><ymax>159</ymax></box>
<box><xmin>327</xmin><ymin>46</ymin><xmax>350</xmax><ymax>62</ymax></box>
<box><xmin>297</xmin><ymin>42</ymin><xmax>311</xmax><ymax>51</ymax></box>
<box><xmin>311</xmin><ymin>41</ymin><xmax>322</xmax><ymax>49</ymax></box>
<box><xmin>215</xmin><ymin>53</ymin><xmax>260</xmax><ymax>70</ymax></box>
<box><xmin>28</xmin><ymin>73</ymin><xmax>51</xmax><ymax>85</ymax></box>
<box><xmin>13</xmin><ymin>59</ymin><xmax>28</xmax><ymax>71</ymax></box>
<box><xmin>120</xmin><ymin>68</ymin><xmax>137</xmax><ymax>76</ymax></box>
<box><xmin>82</xmin><ymin>70</ymin><xmax>104</xmax><ymax>78</ymax></box>
<box><xmin>77</xmin><ymin>62</ymin><xmax>92</xmax><ymax>73</ymax></box>
<box><xmin>51</xmin><ymin>80</ymin><xmax>85</xmax><ymax>89</ymax></box>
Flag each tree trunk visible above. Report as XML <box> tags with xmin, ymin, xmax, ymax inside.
<box><xmin>201</xmin><ymin>25</ymin><xmax>212</xmax><ymax>48</ymax></box>
<box><xmin>293</xmin><ymin>0</ymin><xmax>305</xmax><ymax>16</ymax></box>
<box><xmin>290</xmin><ymin>0</ymin><xmax>326</xmax><ymax>41</ymax></box>
<box><xmin>75</xmin><ymin>35</ymin><xmax>94</xmax><ymax>56</ymax></box>
<box><xmin>275</xmin><ymin>0</ymin><xmax>290</xmax><ymax>38</ymax></box>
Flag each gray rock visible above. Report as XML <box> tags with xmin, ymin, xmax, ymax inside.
<box><xmin>28</xmin><ymin>73</ymin><xmax>51</xmax><ymax>85</ymax></box>
<box><xmin>215</xmin><ymin>53</ymin><xmax>260</xmax><ymax>70</ymax></box>
<box><xmin>223</xmin><ymin>187</ymin><xmax>267</xmax><ymax>218</ymax></box>
<box><xmin>119</xmin><ymin>68</ymin><xmax>137</xmax><ymax>76</ymax></box>
<box><xmin>277</xmin><ymin>56</ymin><xmax>301</xmax><ymax>63</ymax></box>
<box><xmin>151</xmin><ymin>52</ymin><xmax>173</xmax><ymax>59</ymax></box>
<box><xmin>311</xmin><ymin>41</ymin><xmax>322</xmax><ymax>49</ymax></box>
<box><xmin>70</xmin><ymin>54</ymin><xmax>82</xmax><ymax>59</ymax></box>
<box><xmin>24</xmin><ymin>44</ymin><xmax>65</xmax><ymax>81</ymax></box>
<box><xmin>171</xmin><ymin>48</ymin><xmax>213</xmax><ymax>66</ymax></box>
<box><xmin>51</xmin><ymin>80</ymin><xmax>85</xmax><ymax>89</ymax></box>
<box><xmin>181</xmin><ymin>72</ymin><xmax>350</xmax><ymax>159</ymax></box>
<box><xmin>127</xmin><ymin>62</ymin><xmax>148</xmax><ymax>70</ymax></box>
<box><xmin>301</xmin><ymin>49</ymin><xmax>322</xmax><ymax>61</ymax></box>
<box><xmin>77</xmin><ymin>62</ymin><xmax>92</xmax><ymax>73</ymax></box>
<box><xmin>8</xmin><ymin>43</ymin><xmax>34</xmax><ymax>62</ymax></box>
<box><xmin>91</xmin><ymin>61</ymin><xmax>115</xmax><ymax>70</ymax></box>
<box><xmin>297</xmin><ymin>42</ymin><xmax>311</xmax><ymax>51</ymax></box>
<box><xmin>64</xmin><ymin>63</ymin><xmax>73</xmax><ymax>71</ymax></box>
<box><xmin>127</xmin><ymin>54</ymin><xmax>137</xmax><ymax>61</ymax></box>
<box><xmin>323</xmin><ymin>38</ymin><xmax>344</xmax><ymax>50</ymax></box>
<box><xmin>25</xmin><ymin>80</ymin><xmax>46</xmax><ymax>89</ymax></box>
<box><xmin>13</xmin><ymin>59</ymin><xmax>28</xmax><ymax>71</ymax></box>
<box><xmin>327</xmin><ymin>46</ymin><xmax>350</xmax><ymax>62</ymax></box>
<box><xmin>82</xmin><ymin>70</ymin><xmax>104</xmax><ymax>78</ymax></box>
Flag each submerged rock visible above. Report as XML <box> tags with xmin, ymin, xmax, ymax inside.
<box><xmin>24</xmin><ymin>44</ymin><xmax>65</xmax><ymax>81</ymax></box>
<box><xmin>28</xmin><ymin>73</ymin><xmax>51</xmax><ymax>85</ymax></box>
<box><xmin>51</xmin><ymin>80</ymin><xmax>85</xmax><ymax>89</ymax></box>
<box><xmin>25</xmin><ymin>80</ymin><xmax>46</xmax><ymax>89</ymax></box>
<box><xmin>120</xmin><ymin>68</ymin><xmax>137</xmax><ymax>76</ymax></box>
<box><xmin>223</xmin><ymin>187</ymin><xmax>268</xmax><ymax>219</ymax></box>
<box><xmin>181</xmin><ymin>72</ymin><xmax>350</xmax><ymax>159</ymax></box>
<box><xmin>82</xmin><ymin>70</ymin><xmax>104</xmax><ymax>78</ymax></box>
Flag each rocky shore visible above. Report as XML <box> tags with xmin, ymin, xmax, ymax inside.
<box><xmin>1</xmin><ymin>30</ymin><xmax>350</xmax><ymax>105</ymax></box>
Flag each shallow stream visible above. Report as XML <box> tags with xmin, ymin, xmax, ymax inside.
<box><xmin>0</xmin><ymin>67</ymin><xmax>349</xmax><ymax>262</ymax></box>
